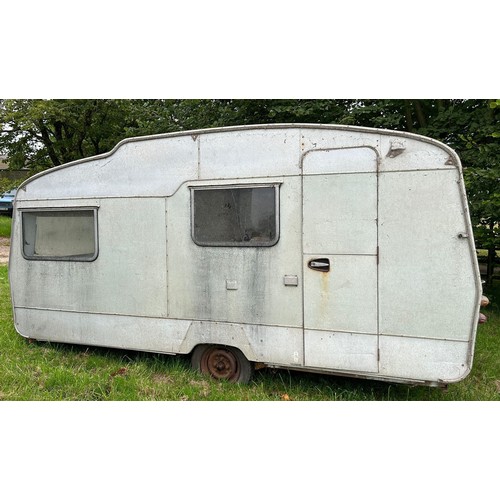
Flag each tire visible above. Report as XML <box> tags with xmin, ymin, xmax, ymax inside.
<box><xmin>191</xmin><ymin>344</ymin><xmax>253</xmax><ymax>384</ymax></box>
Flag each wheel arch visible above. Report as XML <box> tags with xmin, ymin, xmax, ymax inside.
<box><xmin>179</xmin><ymin>322</ymin><xmax>257</xmax><ymax>361</ymax></box>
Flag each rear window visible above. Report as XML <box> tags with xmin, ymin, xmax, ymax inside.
<box><xmin>191</xmin><ymin>185</ymin><xmax>279</xmax><ymax>247</ymax></box>
<box><xmin>22</xmin><ymin>209</ymin><xmax>98</xmax><ymax>261</ymax></box>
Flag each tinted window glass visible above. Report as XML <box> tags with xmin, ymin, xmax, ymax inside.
<box><xmin>192</xmin><ymin>186</ymin><xmax>278</xmax><ymax>246</ymax></box>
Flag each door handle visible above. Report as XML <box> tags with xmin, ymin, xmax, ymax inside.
<box><xmin>308</xmin><ymin>258</ymin><xmax>330</xmax><ymax>272</ymax></box>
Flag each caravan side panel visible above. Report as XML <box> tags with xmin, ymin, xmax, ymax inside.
<box><xmin>11</xmin><ymin>198</ymin><xmax>169</xmax><ymax>332</ymax></box>
<box><xmin>199</xmin><ymin>128</ymin><xmax>301</xmax><ymax>178</ymax></box>
<box><xmin>378</xmin><ymin>167</ymin><xmax>478</xmax><ymax>382</ymax></box>
<box><xmin>378</xmin><ymin>168</ymin><xmax>477</xmax><ymax>341</ymax></box>
<box><xmin>15</xmin><ymin>135</ymin><xmax>199</xmax><ymax>200</ymax></box>
<box><xmin>166</xmin><ymin>176</ymin><xmax>304</xmax><ymax>328</ymax></box>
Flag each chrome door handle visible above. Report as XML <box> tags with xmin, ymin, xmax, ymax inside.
<box><xmin>308</xmin><ymin>258</ymin><xmax>330</xmax><ymax>272</ymax></box>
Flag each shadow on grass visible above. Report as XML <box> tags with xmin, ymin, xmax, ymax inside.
<box><xmin>252</xmin><ymin>366</ymin><xmax>444</xmax><ymax>401</ymax></box>
<box><xmin>23</xmin><ymin>339</ymin><xmax>468</xmax><ymax>401</ymax></box>
<box><xmin>37</xmin><ymin>339</ymin><xmax>192</xmax><ymax>371</ymax></box>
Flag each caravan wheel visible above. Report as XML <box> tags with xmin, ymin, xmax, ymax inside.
<box><xmin>191</xmin><ymin>345</ymin><xmax>253</xmax><ymax>384</ymax></box>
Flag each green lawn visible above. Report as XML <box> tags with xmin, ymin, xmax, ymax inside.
<box><xmin>0</xmin><ymin>215</ymin><xmax>11</xmax><ymax>238</ymax></box>
<box><xmin>0</xmin><ymin>264</ymin><xmax>498</xmax><ymax>401</ymax></box>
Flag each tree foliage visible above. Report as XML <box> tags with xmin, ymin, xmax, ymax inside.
<box><xmin>0</xmin><ymin>100</ymin><xmax>142</xmax><ymax>171</ymax></box>
<box><xmin>1</xmin><ymin>98</ymin><xmax>498</xmax><ymax>278</ymax></box>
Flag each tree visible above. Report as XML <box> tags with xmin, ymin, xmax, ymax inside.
<box><xmin>0</xmin><ymin>99</ymin><xmax>142</xmax><ymax>171</ymax></box>
<box><xmin>453</xmin><ymin>101</ymin><xmax>500</xmax><ymax>285</ymax></box>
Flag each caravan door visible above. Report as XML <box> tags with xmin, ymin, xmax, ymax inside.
<box><xmin>302</xmin><ymin>147</ymin><xmax>379</xmax><ymax>373</ymax></box>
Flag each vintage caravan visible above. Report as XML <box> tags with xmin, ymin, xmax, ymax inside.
<box><xmin>9</xmin><ymin>124</ymin><xmax>483</xmax><ymax>386</ymax></box>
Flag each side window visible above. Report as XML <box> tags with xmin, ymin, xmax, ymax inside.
<box><xmin>22</xmin><ymin>209</ymin><xmax>98</xmax><ymax>261</ymax></box>
<box><xmin>191</xmin><ymin>185</ymin><xmax>279</xmax><ymax>247</ymax></box>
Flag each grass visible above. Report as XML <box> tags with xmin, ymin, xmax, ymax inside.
<box><xmin>0</xmin><ymin>215</ymin><xmax>11</xmax><ymax>238</ymax></box>
<box><xmin>477</xmin><ymin>249</ymin><xmax>500</xmax><ymax>258</ymax></box>
<box><xmin>0</xmin><ymin>262</ymin><xmax>499</xmax><ymax>400</ymax></box>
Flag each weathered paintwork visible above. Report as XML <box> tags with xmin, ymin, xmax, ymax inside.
<box><xmin>9</xmin><ymin>124</ymin><xmax>482</xmax><ymax>385</ymax></box>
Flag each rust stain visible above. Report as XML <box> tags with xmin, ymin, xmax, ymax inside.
<box><xmin>319</xmin><ymin>271</ymin><xmax>330</xmax><ymax>319</ymax></box>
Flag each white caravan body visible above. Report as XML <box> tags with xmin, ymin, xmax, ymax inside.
<box><xmin>9</xmin><ymin>124</ymin><xmax>482</xmax><ymax>386</ymax></box>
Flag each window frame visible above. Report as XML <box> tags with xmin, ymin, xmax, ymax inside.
<box><xmin>20</xmin><ymin>207</ymin><xmax>99</xmax><ymax>262</ymax></box>
<box><xmin>190</xmin><ymin>183</ymin><xmax>280</xmax><ymax>248</ymax></box>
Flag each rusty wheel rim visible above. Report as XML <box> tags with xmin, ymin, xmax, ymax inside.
<box><xmin>201</xmin><ymin>347</ymin><xmax>241</xmax><ymax>381</ymax></box>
